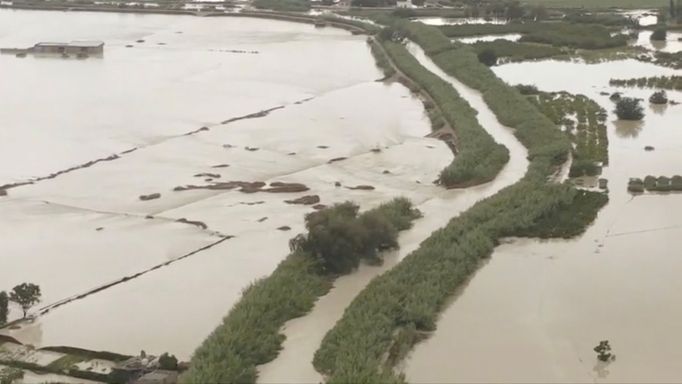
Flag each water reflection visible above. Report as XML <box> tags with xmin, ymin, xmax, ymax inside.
<box><xmin>613</xmin><ymin>119</ymin><xmax>644</xmax><ymax>138</ymax></box>
<box><xmin>650</xmin><ymin>103</ymin><xmax>668</xmax><ymax>115</ymax></box>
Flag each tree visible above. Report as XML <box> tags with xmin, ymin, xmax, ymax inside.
<box><xmin>506</xmin><ymin>1</ymin><xmax>525</xmax><ymax>20</ymax></box>
<box><xmin>477</xmin><ymin>49</ymin><xmax>497</xmax><ymax>66</ymax></box>
<box><xmin>9</xmin><ymin>283</ymin><xmax>41</xmax><ymax>318</ymax></box>
<box><xmin>158</xmin><ymin>353</ymin><xmax>178</xmax><ymax>370</ymax></box>
<box><xmin>614</xmin><ymin>98</ymin><xmax>644</xmax><ymax>120</ymax></box>
<box><xmin>0</xmin><ymin>367</ymin><xmax>24</xmax><ymax>384</ymax></box>
<box><xmin>594</xmin><ymin>340</ymin><xmax>615</xmax><ymax>362</ymax></box>
<box><xmin>651</xmin><ymin>27</ymin><xmax>667</xmax><ymax>41</ymax></box>
<box><xmin>0</xmin><ymin>292</ymin><xmax>7</xmax><ymax>326</ymax></box>
<box><xmin>649</xmin><ymin>90</ymin><xmax>668</xmax><ymax>104</ymax></box>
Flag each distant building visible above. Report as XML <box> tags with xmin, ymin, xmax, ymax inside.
<box><xmin>32</xmin><ymin>41</ymin><xmax>104</xmax><ymax>55</ymax></box>
<box><xmin>396</xmin><ymin>0</ymin><xmax>412</xmax><ymax>8</ymax></box>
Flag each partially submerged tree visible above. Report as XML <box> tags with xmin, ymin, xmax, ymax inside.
<box><xmin>649</xmin><ymin>90</ymin><xmax>668</xmax><ymax>104</ymax></box>
<box><xmin>9</xmin><ymin>283</ymin><xmax>41</xmax><ymax>318</ymax></box>
<box><xmin>614</xmin><ymin>97</ymin><xmax>644</xmax><ymax>120</ymax></box>
<box><xmin>158</xmin><ymin>353</ymin><xmax>179</xmax><ymax>370</ymax></box>
<box><xmin>477</xmin><ymin>49</ymin><xmax>497</xmax><ymax>66</ymax></box>
<box><xmin>0</xmin><ymin>292</ymin><xmax>7</xmax><ymax>326</ymax></box>
<box><xmin>651</xmin><ymin>27</ymin><xmax>667</xmax><ymax>41</ymax></box>
<box><xmin>594</xmin><ymin>340</ymin><xmax>615</xmax><ymax>362</ymax></box>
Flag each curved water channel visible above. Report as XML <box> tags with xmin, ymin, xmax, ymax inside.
<box><xmin>256</xmin><ymin>41</ymin><xmax>529</xmax><ymax>383</ymax></box>
<box><xmin>405</xmin><ymin>58</ymin><xmax>682</xmax><ymax>382</ymax></box>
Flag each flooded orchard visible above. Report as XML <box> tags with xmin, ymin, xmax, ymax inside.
<box><xmin>405</xmin><ymin>58</ymin><xmax>682</xmax><ymax>382</ymax></box>
<box><xmin>0</xmin><ymin>9</ymin><xmax>453</xmax><ymax>358</ymax></box>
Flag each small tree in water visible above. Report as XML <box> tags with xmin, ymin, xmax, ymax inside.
<box><xmin>477</xmin><ymin>49</ymin><xmax>498</xmax><ymax>67</ymax></box>
<box><xmin>651</xmin><ymin>27</ymin><xmax>667</xmax><ymax>41</ymax></box>
<box><xmin>649</xmin><ymin>90</ymin><xmax>668</xmax><ymax>104</ymax></box>
<box><xmin>594</xmin><ymin>340</ymin><xmax>615</xmax><ymax>362</ymax></box>
<box><xmin>615</xmin><ymin>98</ymin><xmax>644</xmax><ymax>120</ymax></box>
<box><xmin>9</xmin><ymin>283</ymin><xmax>41</xmax><ymax>318</ymax></box>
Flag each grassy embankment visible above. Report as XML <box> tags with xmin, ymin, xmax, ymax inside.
<box><xmin>180</xmin><ymin>199</ymin><xmax>421</xmax><ymax>384</ymax></box>
<box><xmin>373</xmin><ymin>34</ymin><xmax>509</xmax><ymax>187</ymax></box>
<box><xmin>518</xmin><ymin>87</ymin><xmax>608</xmax><ymax>177</ymax></box>
<box><xmin>312</xmin><ymin>21</ymin><xmax>608</xmax><ymax>382</ymax></box>
<box><xmin>610</xmin><ymin>75</ymin><xmax>682</xmax><ymax>90</ymax></box>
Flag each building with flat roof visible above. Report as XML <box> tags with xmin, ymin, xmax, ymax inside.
<box><xmin>32</xmin><ymin>41</ymin><xmax>104</xmax><ymax>55</ymax></box>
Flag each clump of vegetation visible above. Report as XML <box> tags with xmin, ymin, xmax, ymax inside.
<box><xmin>649</xmin><ymin>90</ymin><xmax>669</xmax><ymax>104</ymax></box>
<box><xmin>181</xmin><ymin>199</ymin><xmax>419</xmax><ymax>384</ymax></box>
<box><xmin>158</xmin><ymin>353</ymin><xmax>178</xmax><ymax>370</ymax></box>
<box><xmin>594</xmin><ymin>340</ymin><xmax>615</xmax><ymax>362</ymax></box>
<box><xmin>477</xmin><ymin>48</ymin><xmax>498</xmax><ymax>66</ymax></box>
<box><xmin>610</xmin><ymin>75</ymin><xmax>682</xmax><ymax>91</ymax></box>
<box><xmin>651</xmin><ymin>51</ymin><xmax>682</xmax><ymax>69</ymax></box>
<box><xmin>378</xmin><ymin>35</ymin><xmax>510</xmax><ymax>187</ymax></box>
<box><xmin>368</xmin><ymin>39</ymin><xmax>396</xmax><ymax>78</ymax></box>
<box><xmin>524</xmin><ymin>91</ymin><xmax>608</xmax><ymax>177</ymax></box>
<box><xmin>252</xmin><ymin>0</ymin><xmax>310</xmax><ymax>12</ymax></box>
<box><xmin>5</xmin><ymin>283</ymin><xmax>41</xmax><ymax>319</ymax></box>
<box><xmin>515</xmin><ymin>84</ymin><xmax>539</xmax><ymax>95</ymax></box>
<box><xmin>650</xmin><ymin>27</ymin><xmax>667</xmax><ymax>41</ymax></box>
<box><xmin>629</xmin><ymin>175</ymin><xmax>682</xmax><ymax>192</ymax></box>
<box><xmin>614</xmin><ymin>97</ymin><xmax>644</xmax><ymax>120</ymax></box>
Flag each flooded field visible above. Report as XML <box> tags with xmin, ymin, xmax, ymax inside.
<box><xmin>0</xmin><ymin>9</ymin><xmax>452</xmax><ymax>359</ymax></box>
<box><xmin>413</xmin><ymin>16</ymin><xmax>507</xmax><ymax>26</ymax></box>
<box><xmin>405</xmin><ymin>58</ymin><xmax>682</xmax><ymax>382</ymax></box>
<box><xmin>256</xmin><ymin>41</ymin><xmax>529</xmax><ymax>384</ymax></box>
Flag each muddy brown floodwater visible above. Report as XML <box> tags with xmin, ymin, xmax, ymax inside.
<box><xmin>405</xmin><ymin>59</ymin><xmax>682</xmax><ymax>383</ymax></box>
<box><xmin>0</xmin><ymin>9</ymin><xmax>456</xmax><ymax>359</ymax></box>
<box><xmin>255</xmin><ymin>41</ymin><xmax>528</xmax><ymax>384</ymax></box>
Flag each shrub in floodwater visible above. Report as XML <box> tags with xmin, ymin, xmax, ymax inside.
<box><xmin>671</xmin><ymin>175</ymin><xmax>682</xmax><ymax>191</ymax></box>
<box><xmin>609</xmin><ymin>92</ymin><xmax>622</xmax><ymax>102</ymax></box>
<box><xmin>644</xmin><ymin>175</ymin><xmax>658</xmax><ymax>190</ymax></box>
<box><xmin>477</xmin><ymin>48</ymin><xmax>498</xmax><ymax>66</ymax></box>
<box><xmin>628</xmin><ymin>178</ymin><xmax>644</xmax><ymax>193</ymax></box>
<box><xmin>651</xmin><ymin>27</ymin><xmax>667</xmax><ymax>41</ymax></box>
<box><xmin>594</xmin><ymin>340</ymin><xmax>615</xmax><ymax>362</ymax></box>
<box><xmin>158</xmin><ymin>353</ymin><xmax>178</xmax><ymax>370</ymax></box>
<box><xmin>614</xmin><ymin>98</ymin><xmax>644</xmax><ymax>120</ymax></box>
<box><xmin>649</xmin><ymin>90</ymin><xmax>668</xmax><ymax>104</ymax></box>
<box><xmin>657</xmin><ymin>176</ymin><xmax>671</xmax><ymax>191</ymax></box>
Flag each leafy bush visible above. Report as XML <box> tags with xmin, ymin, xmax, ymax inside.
<box><xmin>515</xmin><ymin>84</ymin><xmax>539</xmax><ymax>95</ymax></box>
<box><xmin>477</xmin><ymin>48</ymin><xmax>497</xmax><ymax>66</ymax></box>
<box><xmin>651</xmin><ymin>27</ymin><xmax>667</xmax><ymax>41</ymax></box>
<box><xmin>471</xmin><ymin>40</ymin><xmax>562</xmax><ymax>62</ymax></box>
<box><xmin>649</xmin><ymin>90</ymin><xmax>668</xmax><ymax>104</ymax></box>
<box><xmin>0</xmin><ymin>292</ymin><xmax>7</xmax><ymax>326</ymax></box>
<box><xmin>615</xmin><ymin>98</ymin><xmax>644</xmax><ymax>120</ymax></box>
<box><xmin>159</xmin><ymin>353</ymin><xmax>178</xmax><ymax>370</ymax></box>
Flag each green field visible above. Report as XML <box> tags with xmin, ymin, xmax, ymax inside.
<box><xmin>521</xmin><ymin>0</ymin><xmax>667</xmax><ymax>9</ymax></box>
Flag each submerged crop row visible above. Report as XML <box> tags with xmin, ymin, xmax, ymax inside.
<box><xmin>610</xmin><ymin>75</ymin><xmax>682</xmax><ymax>90</ymax></box>
<box><xmin>312</xmin><ymin>22</ymin><xmax>607</xmax><ymax>382</ymax></box>
<box><xmin>376</xmin><ymin>34</ymin><xmax>509</xmax><ymax>187</ymax></box>
<box><xmin>180</xmin><ymin>199</ymin><xmax>421</xmax><ymax>384</ymax></box>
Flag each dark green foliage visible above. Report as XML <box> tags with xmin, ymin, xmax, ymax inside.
<box><xmin>651</xmin><ymin>27</ymin><xmax>667</xmax><ymax>41</ymax></box>
<box><xmin>515</xmin><ymin>84</ymin><xmax>539</xmax><ymax>95</ymax></box>
<box><xmin>653</xmin><ymin>51</ymin><xmax>682</xmax><ymax>69</ymax></box>
<box><xmin>381</xmin><ymin>40</ymin><xmax>510</xmax><ymax>187</ymax></box>
<box><xmin>352</xmin><ymin>0</ymin><xmax>395</xmax><ymax>6</ymax></box>
<box><xmin>649</xmin><ymin>90</ymin><xmax>668</xmax><ymax>104</ymax></box>
<box><xmin>392</xmin><ymin>8</ymin><xmax>416</xmax><ymax>18</ymax></box>
<box><xmin>159</xmin><ymin>353</ymin><xmax>179</xmax><ymax>370</ymax></box>
<box><xmin>614</xmin><ymin>97</ymin><xmax>644</xmax><ymax>120</ymax></box>
<box><xmin>181</xmin><ymin>199</ymin><xmax>419</xmax><ymax>384</ymax></box>
<box><xmin>569</xmin><ymin>158</ymin><xmax>602</xmax><ymax>177</ymax></box>
<box><xmin>252</xmin><ymin>0</ymin><xmax>310</xmax><ymax>12</ymax></box>
<box><xmin>0</xmin><ymin>367</ymin><xmax>24</xmax><ymax>384</ymax></box>
<box><xmin>477</xmin><ymin>48</ymin><xmax>497</xmax><ymax>66</ymax></box>
<box><xmin>564</xmin><ymin>11</ymin><xmax>634</xmax><ymax>26</ymax></box>
<box><xmin>368</xmin><ymin>39</ymin><xmax>396</xmax><ymax>78</ymax></box>
<box><xmin>0</xmin><ymin>292</ymin><xmax>7</xmax><ymax>326</ymax></box>
<box><xmin>9</xmin><ymin>283</ymin><xmax>40</xmax><ymax>318</ymax></box>
<box><xmin>511</xmin><ymin>190</ymin><xmax>608</xmax><ymax>239</ymax></box>
<box><xmin>471</xmin><ymin>40</ymin><xmax>562</xmax><ymax>62</ymax></box>
<box><xmin>631</xmin><ymin>175</ymin><xmax>682</xmax><ymax>192</ymax></box>
<box><xmin>610</xmin><ymin>75</ymin><xmax>682</xmax><ymax>91</ymax></box>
